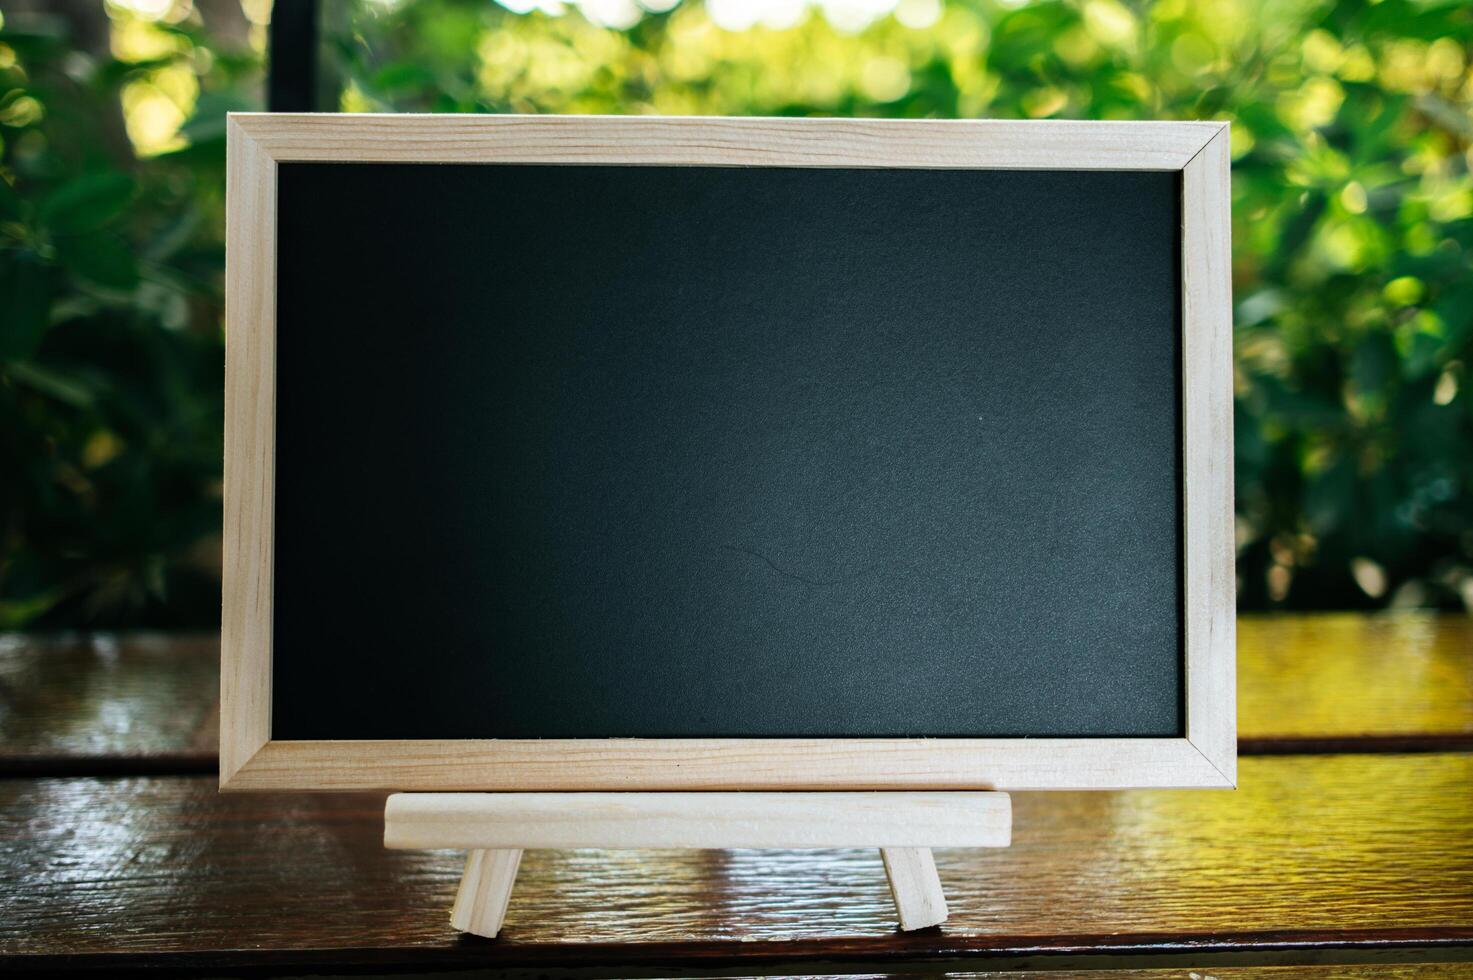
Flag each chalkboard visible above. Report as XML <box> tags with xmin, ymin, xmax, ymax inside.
<box><xmin>271</xmin><ymin>161</ymin><xmax>1181</xmax><ymax>740</ymax></box>
<box><xmin>221</xmin><ymin>115</ymin><xmax>1236</xmax><ymax>791</ymax></box>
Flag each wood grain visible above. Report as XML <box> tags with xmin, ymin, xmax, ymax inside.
<box><xmin>229</xmin><ymin>735</ymin><xmax>1231</xmax><ymax>792</ymax></box>
<box><xmin>231</xmin><ymin>113</ymin><xmax>1221</xmax><ymax>169</ymax></box>
<box><xmin>1239</xmin><ymin>614</ymin><xmax>1473</xmax><ymax>743</ymax></box>
<box><xmin>881</xmin><ymin>846</ymin><xmax>949</xmax><ymax>930</ymax></box>
<box><xmin>1181</xmin><ymin>123</ymin><xmax>1237</xmax><ymax>787</ymax></box>
<box><xmin>384</xmin><ymin>792</ymin><xmax>1012</xmax><ymax>849</ymax></box>
<box><xmin>451</xmin><ymin>848</ymin><xmax>522</xmax><ymax>938</ymax></box>
<box><xmin>3</xmin><ymin>754</ymin><xmax>1468</xmax><ymax>971</ymax></box>
<box><xmin>220</xmin><ymin>115</ymin><xmax>276</xmax><ymax>787</ymax></box>
<box><xmin>0</xmin><ymin>634</ymin><xmax>217</xmax><ymax>772</ymax></box>
<box><xmin>4</xmin><ymin>616</ymin><xmax>1469</xmax><ymax>776</ymax></box>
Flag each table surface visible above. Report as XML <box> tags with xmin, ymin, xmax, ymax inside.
<box><xmin>1</xmin><ymin>613</ymin><xmax>1469</xmax><ymax>977</ymax></box>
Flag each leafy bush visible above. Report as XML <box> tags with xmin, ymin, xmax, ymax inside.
<box><xmin>0</xmin><ymin>6</ymin><xmax>258</xmax><ymax>626</ymax></box>
<box><xmin>1</xmin><ymin>0</ymin><xmax>1469</xmax><ymax>624</ymax></box>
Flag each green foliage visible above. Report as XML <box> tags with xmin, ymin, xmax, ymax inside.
<box><xmin>0</xmin><ymin>9</ymin><xmax>258</xmax><ymax>626</ymax></box>
<box><xmin>0</xmin><ymin>0</ymin><xmax>1469</xmax><ymax>624</ymax></box>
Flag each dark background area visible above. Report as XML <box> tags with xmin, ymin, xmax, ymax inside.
<box><xmin>0</xmin><ymin>0</ymin><xmax>1469</xmax><ymax>627</ymax></box>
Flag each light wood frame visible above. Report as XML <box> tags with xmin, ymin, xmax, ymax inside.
<box><xmin>222</xmin><ymin>114</ymin><xmax>1234</xmax><ymax>793</ymax></box>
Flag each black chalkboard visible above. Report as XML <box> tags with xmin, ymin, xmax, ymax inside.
<box><xmin>271</xmin><ymin>162</ymin><xmax>1182</xmax><ymax>741</ymax></box>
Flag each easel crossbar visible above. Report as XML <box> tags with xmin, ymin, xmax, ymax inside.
<box><xmin>384</xmin><ymin>791</ymin><xmax>1011</xmax><ymax>850</ymax></box>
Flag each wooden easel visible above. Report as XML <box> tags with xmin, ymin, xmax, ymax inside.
<box><xmin>384</xmin><ymin>792</ymin><xmax>1012</xmax><ymax>937</ymax></box>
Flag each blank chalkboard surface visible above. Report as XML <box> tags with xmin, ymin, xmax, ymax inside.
<box><xmin>269</xmin><ymin>161</ymin><xmax>1181</xmax><ymax>741</ymax></box>
<box><xmin>221</xmin><ymin>115</ymin><xmax>1236</xmax><ymax>791</ymax></box>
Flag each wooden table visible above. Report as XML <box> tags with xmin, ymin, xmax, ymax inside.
<box><xmin>1</xmin><ymin>615</ymin><xmax>1470</xmax><ymax>976</ymax></box>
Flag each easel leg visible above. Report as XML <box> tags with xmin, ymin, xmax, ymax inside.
<box><xmin>450</xmin><ymin>848</ymin><xmax>523</xmax><ymax>938</ymax></box>
<box><xmin>880</xmin><ymin>847</ymin><xmax>948</xmax><ymax>930</ymax></box>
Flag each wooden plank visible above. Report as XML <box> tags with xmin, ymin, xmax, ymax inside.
<box><xmin>386</xmin><ymin>792</ymin><xmax>1010</xmax><ymax>850</ymax></box>
<box><xmin>0</xmin><ymin>634</ymin><xmax>217</xmax><ymax>772</ymax></box>
<box><xmin>232</xmin><ymin>113</ymin><xmax>1220</xmax><ymax>169</ymax></box>
<box><xmin>3</xmin><ymin>616</ymin><xmax>1469</xmax><ymax>774</ymax></box>
<box><xmin>220</xmin><ymin>115</ymin><xmax>276</xmax><ymax>788</ymax></box>
<box><xmin>229</xmin><ymin>736</ymin><xmax>1231</xmax><ymax>792</ymax></box>
<box><xmin>1181</xmin><ymin>123</ymin><xmax>1237</xmax><ymax>787</ymax></box>
<box><xmin>3</xmin><ymin>754</ymin><xmax>1468</xmax><ymax>971</ymax></box>
<box><xmin>1240</xmin><ymin>614</ymin><xmax>1473</xmax><ymax>745</ymax></box>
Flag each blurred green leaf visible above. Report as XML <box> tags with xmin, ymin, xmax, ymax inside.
<box><xmin>6</xmin><ymin>359</ymin><xmax>99</xmax><ymax>409</ymax></box>
<box><xmin>372</xmin><ymin>62</ymin><xmax>439</xmax><ymax>91</ymax></box>
<box><xmin>0</xmin><ymin>591</ymin><xmax>66</xmax><ymax>629</ymax></box>
<box><xmin>0</xmin><ymin>176</ymin><xmax>20</xmax><ymax>221</ymax></box>
<box><xmin>0</xmin><ymin>250</ymin><xmax>51</xmax><ymax>359</ymax></box>
<box><xmin>178</xmin><ymin>92</ymin><xmax>255</xmax><ymax>144</ymax></box>
<box><xmin>54</xmin><ymin>232</ymin><xmax>140</xmax><ymax>290</ymax></box>
<box><xmin>1351</xmin><ymin>332</ymin><xmax>1396</xmax><ymax>398</ymax></box>
<box><xmin>39</xmin><ymin>173</ymin><xmax>135</xmax><ymax>236</ymax></box>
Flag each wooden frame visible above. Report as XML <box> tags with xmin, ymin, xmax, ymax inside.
<box><xmin>222</xmin><ymin>114</ymin><xmax>1234</xmax><ymax>793</ymax></box>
